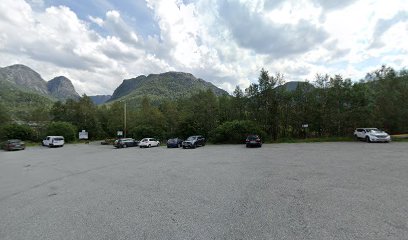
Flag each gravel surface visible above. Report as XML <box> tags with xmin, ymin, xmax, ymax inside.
<box><xmin>0</xmin><ymin>142</ymin><xmax>408</xmax><ymax>240</ymax></box>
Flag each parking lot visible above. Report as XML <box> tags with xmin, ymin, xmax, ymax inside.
<box><xmin>1</xmin><ymin>142</ymin><xmax>408</xmax><ymax>240</ymax></box>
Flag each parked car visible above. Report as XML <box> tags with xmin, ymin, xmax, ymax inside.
<box><xmin>2</xmin><ymin>139</ymin><xmax>25</xmax><ymax>151</ymax></box>
<box><xmin>114</xmin><ymin>138</ymin><xmax>138</xmax><ymax>148</ymax></box>
<box><xmin>101</xmin><ymin>138</ymin><xmax>116</xmax><ymax>145</ymax></box>
<box><xmin>139</xmin><ymin>138</ymin><xmax>160</xmax><ymax>148</ymax></box>
<box><xmin>42</xmin><ymin>136</ymin><xmax>65</xmax><ymax>147</ymax></box>
<box><xmin>245</xmin><ymin>135</ymin><xmax>262</xmax><ymax>148</ymax></box>
<box><xmin>167</xmin><ymin>138</ymin><xmax>183</xmax><ymax>148</ymax></box>
<box><xmin>182</xmin><ymin>135</ymin><xmax>205</xmax><ymax>149</ymax></box>
<box><xmin>354</xmin><ymin>128</ymin><xmax>391</xmax><ymax>143</ymax></box>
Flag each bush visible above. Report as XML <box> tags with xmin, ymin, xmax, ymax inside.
<box><xmin>0</xmin><ymin>124</ymin><xmax>34</xmax><ymax>141</ymax></box>
<box><xmin>210</xmin><ymin>120</ymin><xmax>266</xmax><ymax>144</ymax></box>
<box><xmin>45</xmin><ymin>122</ymin><xmax>77</xmax><ymax>142</ymax></box>
<box><xmin>129</xmin><ymin>125</ymin><xmax>165</xmax><ymax>140</ymax></box>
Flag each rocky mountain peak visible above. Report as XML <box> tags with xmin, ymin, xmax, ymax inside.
<box><xmin>108</xmin><ymin>71</ymin><xmax>229</xmax><ymax>103</ymax></box>
<box><xmin>0</xmin><ymin>64</ymin><xmax>49</xmax><ymax>95</ymax></box>
<box><xmin>47</xmin><ymin>76</ymin><xmax>80</xmax><ymax>101</ymax></box>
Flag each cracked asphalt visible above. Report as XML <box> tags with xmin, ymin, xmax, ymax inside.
<box><xmin>0</xmin><ymin>142</ymin><xmax>408</xmax><ymax>240</ymax></box>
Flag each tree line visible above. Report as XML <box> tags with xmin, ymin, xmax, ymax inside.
<box><xmin>1</xmin><ymin>65</ymin><xmax>407</xmax><ymax>143</ymax></box>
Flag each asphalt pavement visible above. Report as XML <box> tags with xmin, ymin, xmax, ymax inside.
<box><xmin>0</xmin><ymin>142</ymin><xmax>407</xmax><ymax>240</ymax></box>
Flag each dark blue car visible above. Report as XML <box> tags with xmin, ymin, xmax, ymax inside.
<box><xmin>167</xmin><ymin>138</ymin><xmax>183</xmax><ymax>148</ymax></box>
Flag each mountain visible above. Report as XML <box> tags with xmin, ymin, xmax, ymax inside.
<box><xmin>0</xmin><ymin>64</ymin><xmax>49</xmax><ymax>95</ymax></box>
<box><xmin>47</xmin><ymin>76</ymin><xmax>80</xmax><ymax>101</ymax></box>
<box><xmin>90</xmin><ymin>95</ymin><xmax>111</xmax><ymax>105</ymax></box>
<box><xmin>280</xmin><ymin>81</ymin><xmax>315</xmax><ymax>91</ymax></box>
<box><xmin>0</xmin><ymin>64</ymin><xmax>81</xmax><ymax>120</ymax></box>
<box><xmin>108</xmin><ymin>72</ymin><xmax>229</xmax><ymax>104</ymax></box>
<box><xmin>0</xmin><ymin>79</ymin><xmax>54</xmax><ymax>120</ymax></box>
<box><xmin>0</xmin><ymin>64</ymin><xmax>80</xmax><ymax>101</ymax></box>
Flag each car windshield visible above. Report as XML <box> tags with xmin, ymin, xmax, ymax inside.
<box><xmin>247</xmin><ymin>135</ymin><xmax>259</xmax><ymax>140</ymax></box>
<box><xmin>368</xmin><ymin>129</ymin><xmax>382</xmax><ymax>133</ymax></box>
<box><xmin>9</xmin><ymin>140</ymin><xmax>20</xmax><ymax>143</ymax></box>
<box><xmin>187</xmin><ymin>137</ymin><xmax>197</xmax><ymax>141</ymax></box>
<box><xmin>168</xmin><ymin>138</ymin><xmax>177</xmax><ymax>143</ymax></box>
<box><xmin>141</xmin><ymin>138</ymin><xmax>148</xmax><ymax>142</ymax></box>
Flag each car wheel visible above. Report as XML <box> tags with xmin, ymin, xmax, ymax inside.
<box><xmin>182</xmin><ymin>146</ymin><xmax>186</xmax><ymax>149</ymax></box>
<box><xmin>192</xmin><ymin>144</ymin><xmax>196</xmax><ymax>149</ymax></box>
<box><xmin>123</xmin><ymin>144</ymin><xmax>127</xmax><ymax>148</ymax></box>
<box><xmin>366</xmin><ymin>136</ymin><xmax>371</xmax><ymax>143</ymax></box>
<box><xmin>148</xmin><ymin>144</ymin><xmax>151</xmax><ymax>148</ymax></box>
<box><xmin>246</xmin><ymin>144</ymin><xmax>249</xmax><ymax>148</ymax></box>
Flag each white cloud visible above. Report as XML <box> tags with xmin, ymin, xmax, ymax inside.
<box><xmin>89</xmin><ymin>16</ymin><xmax>104</xmax><ymax>26</ymax></box>
<box><xmin>0</xmin><ymin>0</ymin><xmax>407</xmax><ymax>96</ymax></box>
<box><xmin>0</xmin><ymin>0</ymin><xmax>174</xmax><ymax>95</ymax></box>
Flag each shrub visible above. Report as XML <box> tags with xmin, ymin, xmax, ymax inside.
<box><xmin>210</xmin><ymin>120</ymin><xmax>266</xmax><ymax>144</ymax></box>
<box><xmin>45</xmin><ymin>122</ymin><xmax>77</xmax><ymax>142</ymax></box>
<box><xmin>129</xmin><ymin>125</ymin><xmax>165</xmax><ymax>140</ymax></box>
<box><xmin>0</xmin><ymin>124</ymin><xmax>34</xmax><ymax>141</ymax></box>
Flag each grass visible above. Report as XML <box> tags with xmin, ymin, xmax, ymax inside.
<box><xmin>23</xmin><ymin>139</ymin><xmax>94</xmax><ymax>147</ymax></box>
<box><xmin>392</xmin><ymin>138</ymin><xmax>408</xmax><ymax>142</ymax></box>
<box><xmin>391</xmin><ymin>134</ymin><xmax>408</xmax><ymax>142</ymax></box>
<box><xmin>24</xmin><ymin>141</ymin><xmax>42</xmax><ymax>147</ymax></box>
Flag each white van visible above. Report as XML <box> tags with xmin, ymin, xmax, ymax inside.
<box><xmin>42</xmin><ymin>136</ymin><xmax>65</xmax><ymax>147</ymax></box>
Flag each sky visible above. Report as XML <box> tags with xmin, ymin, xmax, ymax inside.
<box><xmin>0</xmin><ymin>0</ymin><xmax>407</xmax><ymax>95</ymax></box>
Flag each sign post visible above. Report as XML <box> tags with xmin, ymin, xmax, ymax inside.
<box><xmin>79</xmin><ymin>130</ymin><xmax>88</xmax><ymax>140</ymax></box>
<box><xmin>302</xmin><ymin>124</ymin><xmax>309</xmax><ymax>139</ymax></box>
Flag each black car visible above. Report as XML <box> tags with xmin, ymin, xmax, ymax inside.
<box><xmin>182</xmin><ymin>135</ymin><xmax>205</xmax><ymax>149</ymax></box>
<box><xmin>114</xmin><ymin>138</ymin><xmax>138</xmax><ymax>148</ymax></box>
<box><xmin>167</xmin><ymin>138</ymin><xmax>183</xmax><ymax>148</ymax></box>
<box><xmin>245</xmin><ymin>135</ymin><xmax>262</xmax><ymax>148</ymax></box>
<box><xmin>2</xmin><ymin>139</ymin><xmax>25</xmax><ymax>151</ymax></box>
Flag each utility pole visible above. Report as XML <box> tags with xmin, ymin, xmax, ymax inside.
<box><xmin>124</xmin><ymin>101</ymin><xmax>127</xmax><ymax>138</ymax></box>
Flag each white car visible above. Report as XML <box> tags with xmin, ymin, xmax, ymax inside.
<box><xmin>354</xmin><ymin>128</ymin><xmax>391</xmax><ymax>143</ymax></box>
<box><xmin>42</xmin><ymin>136</ymin><xmax>65</xmax><ymax>147</ymax></box>
<box><xmin>139</xmin><ymin>138</ymin><xmax>160</xmax><ymax>148</ymax></box>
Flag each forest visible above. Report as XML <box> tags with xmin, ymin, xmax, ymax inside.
<box><xmin>1</xmin><ymin>65</ymin><xmax>407</xmax><ymax>143</ymax></box>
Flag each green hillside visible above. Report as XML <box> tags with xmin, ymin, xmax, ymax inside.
<box><xmin>0</xmin><ymin>80</ymin><xmax>54</xmax><ymax>121</ymax></box>
<box><xmin>107</xmin><ymin>72</ymin><xmax>229</xmax><ymax>107</ymax></box>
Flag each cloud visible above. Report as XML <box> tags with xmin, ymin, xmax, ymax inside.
<box><xmin>26</xmin><ymin>0</ymin><xmax>44</xmax><ymax>8</ymax></box>
<box><xmin>218</xmin><ymin>1</ymin><xmax>329</xmax><ymax>57</ymax></box>
<box><xmin>369</xmin><ymin>11</ymin><xmax>408</xmax><ymax>49</ymax></box>
<box><xmin>0</xmin><ymin>0</ymin><xmax>407</xmax><ymax>96</ymax></box>
<box><xmin>311</xmin><ymin>0</ymin><xmax>357</xmax><ymax>11</ymax></box>
<box><xmin>89</xmin><ymin>10</ymin><xmax>140</xmax><ymax>44</ymax></box>
<box><xmin>263</xmin><ymin>0</ymin><xmax>285</xmax><ymax>10</ymax></box>
<box><xmin>89</xmin><ymin>16</ymin><xmax>104</xmax><ymax>26</ymax></box>
<box><xmin>0</xmin><ymin>0</ymin><xmax>172</xmax><ymax>94</ymax></box>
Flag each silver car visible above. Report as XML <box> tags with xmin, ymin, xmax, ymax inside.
<box><xmin>354</xmin><ymin>128</ymin><xmax>391</xmax><ymax>143</ymax></box>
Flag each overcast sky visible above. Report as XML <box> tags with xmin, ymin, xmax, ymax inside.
<box><xmin>0</xmin><ymin>0</ymin><xmax>407</xmax><ymax>95</ymax></box>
